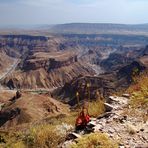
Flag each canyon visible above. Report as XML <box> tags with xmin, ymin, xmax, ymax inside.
<box><xmin>0</xmin><ymin>25</ymin><xmax>148</xmax><ymax>130</ymax></box>
<box><xmin>0</xmin><ymin>33</ymin><xmax>148</xmax><ymax>90</ymax></box>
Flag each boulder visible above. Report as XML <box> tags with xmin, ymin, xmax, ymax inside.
<box><xmin>104</xmin><ymin>103</ymin><xmax>114</xmax><ymax>112</ymax></box>
<box><xmin>122</xmin><ymin>94</ymin><xmax>130</xmax><ymax>98</ymax></box>
<box><xmin>67</xmin><ymin>132</ymin><xmax>82</xmax><ymax>140</ymax></box>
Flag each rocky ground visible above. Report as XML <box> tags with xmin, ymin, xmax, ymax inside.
<box><xmin>62</xmin><ymin>94</ymin><xmax>148</xmax><ymax>148</ymax></box>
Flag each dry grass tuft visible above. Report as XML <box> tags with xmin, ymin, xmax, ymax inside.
<box><xmin>126</xmin><ymin>123</ymin><xmax>137</xmax><ymax>135</ymax></box>
<box><xmin>127</xmin><ymin>71</ymin><xmax>148</xmax><ymax>109</ymax></box>
<box><xmin>24</xmin><ymin>124</ymin><xmax>70</xmax><ymax>148</ymax></box>
<box><xmin>88</xmin><ymin>99</ymin><xmax>105</xmax><ymax>117</ymax></box>
<box><xmin>71</xmin><ymin>132</ymin><xmax>118</xmax><ymax>148</ymax></box>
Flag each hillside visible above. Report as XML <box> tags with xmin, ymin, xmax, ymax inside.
<box><xmin>0</xmin><ymin>71</ymin><xmax>147</xmax><ymax>147</ymax></box>
<box><xmin>0</xmin><ymin>30</ymin><xmax>147</xmax><ymax>147</ymax></box>
<box><xmin>0</xmin><ymin>34</ymin><xmax>148</xmax><ymax>90</ymax></box>
<box><xmin>53</xmin><ymin>44</ymin><xmax>148</xmax><ymax>106</ymax></box>
<box><xmin>0</xmin><ymin>90</ymin><xmax>70</xmax><ymax>129</ymax></box>
<box><xmin>0</xmin><ymin>52</ymin><xmax>15</xmax><ymax>76</ymax></box>
<box><xmin>63</xmin><ymin>71</ymin><xmax>148</xmax><ymax>147</ymax></box>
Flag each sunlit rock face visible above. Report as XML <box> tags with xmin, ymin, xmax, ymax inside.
<box><xmin>0</xmin><ymin>34</ymin><xmax>147</xmax><ymax>90</ymax></box>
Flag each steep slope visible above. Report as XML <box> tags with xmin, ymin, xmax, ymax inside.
<box><xmin>100</xmin><ymin>45</ymin><xmax>146</xmax><ymax>71</ymax></box>
<box><xmin>2</xmin><ymin>50</ymin><xmax>95</xmax><ymax>89</ymax></box>
<box><xmin>0</xmin><ymin>35</ymin><xmax>95</xmax><ymax>89</ymax></box>
<box><xmin>139</xmin><ymin>45</ymin><xmax>148</xmax><ymax>67</ymax></box>
<box><xmin>54</xmin><ymin>58</ymin><xmax>147</xmax><ymax>106</ymax></box>
<box><xmin>0</xmin><ymin>90</ymin><xmax>70</xmax><ymax>128</ymax></box>
<box><xmin>0</xmin><ymin>52</ymin><xmax>15</xmax><ymax>76</ymax></box>
<box><xmin>1</xmin><ymin>34</ymin><xmax>147</xmax><ymax>90</ymax></box>
<box><xmin>0</xmin><ymin>72</ymin><xmax>147</xmax><ymax>147</ymax></box>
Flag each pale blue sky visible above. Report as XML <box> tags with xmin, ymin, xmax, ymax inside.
<box><xmin>0</xmin><ymin>0</ymin><xmax>148</xmax><ymax>25</ymax></box>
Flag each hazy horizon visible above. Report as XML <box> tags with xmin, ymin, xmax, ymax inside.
<box><xmin>1</xmin><ymin>22</ymin><xmax>148</xmax><ymax>30</ymax></box>
<box><xmin>1</xmin><ymin>0</ymin><xmax>148</xmax><ymax>26</ymax></box>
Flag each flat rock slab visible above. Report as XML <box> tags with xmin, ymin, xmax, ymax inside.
<box><xmin>109</xmin><ymin>96</ymin><xmax>120</xmax><ymax>102</ymax></box>
<box><xmin>104</xmin><ymin>103</ymin><xmax>114</xmax><ymax>112</ymax></box>
<box><xmin>97</xmin><ymin>112</ymin><xmax>113</xmax><ymax>119</ymax></box>
<box><xmin>68</xmin><ymin>132</ymin><xmax>82</xmax><ymax>139</ymax></box>
<box><xmin>93</xmin><ymin>124</ymin><xmax>102</xmax><ymax>131</ymax></box>
<box><xmin>90</xmin><ymin>118</ymin><xmax>97</xmax><ymax>121</ymax></box>
<box><xmin>109</xmin><ymin>96</ymin><xmax>128</xmax><ymax>105</ymax></box>
<box><xmin>122</xmin><ymin>94</ymin><xmax>130</xmax><ymax>98</ymax></box>
<box><xmin>88</xmin><ymin>121</ymin><xmax>97</xmax><ymax>127</ymax></box>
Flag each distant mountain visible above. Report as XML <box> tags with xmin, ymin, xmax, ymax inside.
<box><xmin>0</xmin><ymin>24</ymin><xmax>54</xmax><ymax>30</ymax></box>
<box><xmin>1</xmin><ymin>23</ymin><xmax>148</xmax><ymax>35</ymax></box>
<box><xmin>49</xmin><ymin>23</ymin><xmax>148</xmax><ymax>35</ymax></box>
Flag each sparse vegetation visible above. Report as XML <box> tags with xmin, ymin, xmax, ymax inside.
<box><xmin>24</xmin><ymin>124</ymin><xmax>66</xmax><ymax>148</ymax></box>
<box><xmin>71</xmin><ymin>132</ymin><xmax>118</xmax><ymax>148</ymax></box>
<box><xmin>1</xmin><ymin>71</ymin><xmax>147</xmax><ymax>148</ymax></box>
<box><xmin>0</xmin><ymin>99</ymin><xmax>105</xmax><ymax>148</ymax></box>
<box><xmin>10</xmin><ymin>141</ymin><xmax>26</xmax><ymax>148</ymax></box>
<box><xmin>88</xmin><ymin>99</ymin><xmax>105</xmax><ymax>117</ymax></box>
<box><xmin>122</xmin><ymin>71</ymin><xmax>148</xmax><ymax>122</ymax></box>
<box><xmin>126</xmin><ymin>123</ymin><xmax>137</xmax><ymax>135</ymax></box>
<box><xmin>0</xmin><ymin>123</ymin><xmax>71</xmax><ymax>148</ymax></box>
<box><xmin>128</xmin><ymin>71</ymin><xmax>148</xmax><ymax>109</ymax></box>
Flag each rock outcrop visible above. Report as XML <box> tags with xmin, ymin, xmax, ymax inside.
<box><xmin>53</xmin><ymin>60</ymin><xmax>146</xmax><ymax>106</ymax></box>
<box><xmin>62</xmin><ymin>94</ymin><xmax>148</xmax><ymax>148</ymax></box>
<box><xmin>0</xmin><ymin>35</ymin><xmax>96</xmax><ymax>89</ymax></box>
<box><xmin>0</xmin><ymin>34</ymin><xmax>148</xmax><ymax>90</ymax></box>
